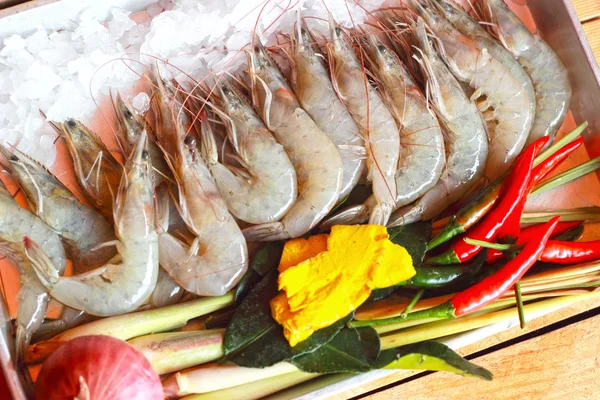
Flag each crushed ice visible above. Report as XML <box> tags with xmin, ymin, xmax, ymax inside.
<box><xmin>0</xmin><ymin>0</ymin><xmax>384</xmax><ymax>167</ymax></box>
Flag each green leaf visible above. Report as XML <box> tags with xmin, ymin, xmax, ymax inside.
<box><xmin>388</xmin><ymin>222</ymin><xmax>432</xmax><ymax>267</ymax></box>
<box><xmin>368</xmin><ymin>287</ymin><xmax>397</xmax><ymax>302</ymax></box>
<box><xmin>225</xmin><ymin>270</ymin><xmax>353</xmax><ymax>368</ymax></box>
<box><xmin>253</xmin><ymin>242</ymin><xmax>284</xmax><ymax>276</ymax></box>
<box><xmin>235</xmin><ymin>243</ymin><xmax>283</xmax><ymax>304</ymax></box>
<box><xmin>374</xmin><ymin>341</ymin><xmax>493</xmax><ymax>380</ymax></box>
<box><xmin>291</xmin><ymin>327</ymin><xmax>380</xmax><ymax>373</ymax></box>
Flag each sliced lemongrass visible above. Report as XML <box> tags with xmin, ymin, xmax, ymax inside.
<box><xmin>25</xmin><ymin>292</ymin><xmax>234</xmax><ymax>364</ymax></box>
<box><xmin>129</xmin><ymin>329</ymin><xmax>225</xmax><ymax>375</ymax></box>
<box><xmin>180</xmin><ymin>371</ymin><xmax>318</xmax><ymax>400</ymax></box>
<box><xmin>533</xmin><ymin>122</ymin><xmax>588</xmax><ymax>167</ymax></box>
<box><xmin>532</xmin><ymin>156</ymin><xmax>600</xmax><ymax>196</ymax></box>
<box><xmin>379</xmin><ymin>293</ymin><xmax>600</xmax><ymax>350</ymax></box>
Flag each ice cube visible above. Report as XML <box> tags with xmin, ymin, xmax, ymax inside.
<box><xmin>131</xmin><ymin>92</ymin><xmax>150</xmax><ymax>115</ymax></box>
<box><xmin>39</xmin><ymin>134</ymin><xmax>56</xmax><ymax>149</ymax></box>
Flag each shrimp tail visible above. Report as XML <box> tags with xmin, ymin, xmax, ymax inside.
<box><xmin>320</xmin><ymin>204</ymin><xmax>369</xmax><ymax>228</ymax></box>
<box><xmin>369</xmin><ymin>203</ymin><xmax>394</xmax><ymax>226</ymax></box>
<box><xmin>242</xmin><ymin>222</ymin><xmax>285</xmax><ymax>241</ymax></box>
<box><xmin>14</xmin><ymin>324</ymin><xmax>31</xmax><ymax>366</ymax></box>
<box><xmin>387</xmin><ymin>205</ymin><xmax>423</xmax><ymax>228</ymax></box>
<box><xmin>23</xmin><ymin>236</ymin><xmax>59</xmax><ymax>289</ymax></box>
<box><xmin>155</xmin><ymin>183</ymin><xmax>171</xmax><ymax>234</ymax></box>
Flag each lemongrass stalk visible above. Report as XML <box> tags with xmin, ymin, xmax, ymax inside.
<box><xmin>521</xmin><ymin>263</ymin><xmax>600</xmax><ymax>284</ymax></box>
<box><xmin>515</xmin><ymin>282</ymin><xmax>526</xmax><ymax>329</ymax></box>
<box><xmin>267</xmin><ymin>373</ymin><xmax>356</xmax><ymax>400</ymax></box>
<box><xmin>518</xmin><ymin>274</ymin><xmax>600</xmax><ymax>293</ymax></box>
<box><xmin>180</xmin><ymin>370</ymin><xmax>319</xmax><ymax>400</ymax></box>
<box><xmin>25</xmin><ymin>292</ymin><xmax>234</xmax><ymax>364</ymax></box>
<box><xmin>533</xmin><ymin>122</ymin><xmax>588</xmax><ymax>167</ymax></box>
<box><xmin>379</xmin><ymin>293</ymin><xmax>600</xmax><ymax>350</ymax></box>
<box><xmin>520</xmin><ymin>207</ymin><xmax>600</xmax><ymax>223</ymax></box>
<box><xmin>164</xmin><ymin>361</ymin><xmax>299</xmax><ymax>397</ymax></box>
<box><xmin>129</xmin><ymin>329</ymin><xmax>225</xmax><ymax>375</ymax></box>
<box><xmin>532</xmin><ymin>157</ymin><xmax>600</xmax><ymax>196</ymax></box>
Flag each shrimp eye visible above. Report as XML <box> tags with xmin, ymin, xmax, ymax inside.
<box><xmin>378</xmin><ymin>45</ymin><xmax>387</xmax><ymax>54</ymax></box>
<box><xmin>66</xmin><ymin>119</ymin><xmax>77</xmax><ymax>128</ymax></box>
<box><xmin>9</xmin><ymin>154</ymin><xmax>18</xmax><ymax>162</ymax></box>
<box><xmin>141</xmin><ymin>150</ymin><xmax>149</xmax><ymax>160</ymax></box>
<box><xmin>184</xmin><ymin>136</ymin><xmax>196</xmax><ymax>147</ymax></box>
<box><xmin>125</xmin><ymin>109</ymin><xmax>133</xmax><ymax>119</ymax></box>
<box><xmin>334</xmin><ymin>27</ymin><xmax>343</xmax><ymax>37</ymax></box>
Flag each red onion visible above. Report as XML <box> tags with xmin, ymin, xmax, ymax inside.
<box><xmin>35</xmin><ymin>335</ymin><xmax>163</xmax><ymax>400</ymax></box>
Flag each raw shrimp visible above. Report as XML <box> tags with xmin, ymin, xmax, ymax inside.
<box><xmin>388</xmin><ymin>18</ymin><xmax>488</xmax><ymax>226</ymax></box>
<box><xmin>114</xmin><ymin>91</ymin><xmax>189</xmax><ymax>237</ymax></box>
<box><xmin>199</xmin><ymin>80</ymin><xmax>298</xmax><ymax>224</ymax></box>
<box><xmin>365</xmin><ymin>34</ymin><xmax>444</xmax><ymax>204</ymax></box>
<box><xmin>150</xmin><ymin>268</ymin><xmax>185</xmax><ymax>308</ymax></box>
<box><xmin>480</xmin><ymin>0</ymin><xmax>571</xmax><ymax>146</ymax></box>
<box><xmin>241</xmin><ymin>36</ymin><xmax>343</xmax><ymax>240</ymax></box>
<box><xmin>411</xmin><ymin>3</ymin><xmax>535</xmax><ymax>180</ymax></box>
<box><xmin>290</xmin><ymin>18</ymin><xmax>366</xmax><ymax>201</ymax></box>
<box><xmin>156</xmin><ymin>130</ymin><xmax>248</xmax><ymax>296</ymax></box>
<box><xmin>0</xmin><ymin>181</ymin><xmax>66</xmax><ymax>364</ymax></box>
<box><xmin>1</xmin><ymin>147</ymin><xmax>116</xmax><ymax>274</ymax></box>
<box><xmin>327</xmin><ymin>22</ymin><xmax>400</xmax><ymax>225</ymax></box>
<box><xmin>24</xmin><ymin>132</ymin><xmax>159</xmax><ymax>317</ymax></box>
<box><xmin>324</xmin><ymin>34</ymin><xmax>446</xmax><ymax>226</ymax></box>
<box><xmin>433</xmin><ymin>0</ymin><xmax>536</xmax><ymax>122</ymax></box>
<box><xmin>57</xmin><ymin>119</ymin><xmax>122</xmax><ymax>219</ymax></box>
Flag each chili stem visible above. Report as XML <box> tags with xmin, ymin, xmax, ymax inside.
<box><xmin>379</xmin><ymin>293</ymin><xmax>600</xmax><ymax>350</ymax></box>
<box><xmin>463</xmin><ymin>238</ymin><xmax>521</xmax><ymax>251</ymax></box>
<box><xmin>532</xmin><ymin>157</ymin><xmax>600</xmax><ymax>196</ymax></box>
<box><xmin>533</xmin><ymin>122</ymin><xmax>588</xmax><ymax>167</ymax></box>
<box><xmin>515</xmin><ymin>282</ymin><xmax>526</xmax><ymax>329</ymax></box>
<box><xmin>400</xmin><ymin>289</ymin><xmax>425</xmax><ymax>317</ymax></box>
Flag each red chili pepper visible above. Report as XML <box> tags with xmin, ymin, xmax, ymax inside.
<box><xmin>540</xmin><ymin>240</ymin><xmax>600</xmax><ymax>264</ymax></box>
<box><xmin>428</xmin><ymin>140</ymin><xmax>538</xmax><ymax>264</ymax></box>
<box><xmin>497</xmin><ymin>137</ymin><xmax>584</xmax><ymax>242</ymax></box>
<box><xmin>428</xmin><ymin>136</ymin><xmax>584</xmax><ymax>251</ymax></box>
<box><xmin>450</xmin><ymin>217</ymin><xmax>559</xmax><ymax>316</ymax></box>
<box><xmin>349</xmin><ymin>217</ymin><xmax>561</xmax><ymax>327</ymax></box>
<box><xmin>487</xmin><ymin>221</ymin><xmax>582</xmax><ymax>263</ymax></box>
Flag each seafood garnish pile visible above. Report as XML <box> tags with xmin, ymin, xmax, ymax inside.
<box><xmin>2</xmin><ymin>0</ymin><xmax>587</xmax><ymax>398</ymax></box>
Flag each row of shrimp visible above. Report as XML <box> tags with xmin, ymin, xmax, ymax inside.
<box><xmin>0</xmin><ymin>0</ymin><xmax>571</xmax><ymax>374</ymax></box>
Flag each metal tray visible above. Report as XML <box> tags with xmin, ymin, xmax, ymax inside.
<box><xmin>1</xmin><ymin>0</ymin><xmax>600</xmax><ymax>399</ymax></box>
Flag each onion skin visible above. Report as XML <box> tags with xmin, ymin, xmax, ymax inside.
<box><xmin>35</xmin><ymin>335</ymin><xmax>163</xmax><ymax>400</ymax></box>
